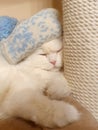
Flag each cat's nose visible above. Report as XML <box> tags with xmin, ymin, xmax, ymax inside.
<box><xmin>50</xmin><ymin>60</ymin><xmax>56</xmax><ymax>65</ymax></box>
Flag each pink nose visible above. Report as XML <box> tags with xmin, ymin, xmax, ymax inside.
<box><xmin>50</xmin><ymin>60</ymin><xmax>56</xmax><ymax>65</ymax></box>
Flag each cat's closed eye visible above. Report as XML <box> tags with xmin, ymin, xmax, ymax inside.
<box><xmin>39</xmin><ymin>53</ymin><xmax>46</xmax><ymax>56</ymax></box>
<box><xmin>57</xmin><ymin>48</ymin><xmax>62</xmax><ymax>53</ymax></box>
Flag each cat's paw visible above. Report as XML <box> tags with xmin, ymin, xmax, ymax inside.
<box><xmin>45</xmin><ymin>74</ymin><xmax>71</xmax><ymax>100</ymax></box>
<box><xmin>46</xmin><ymin>85</ymin><xmax>71</xmax><ymax>100</ymax></box>
<box><xmin>50</xmin><ymin>101</ymin><xmax>80</xmax><ymax>128</ymax></box>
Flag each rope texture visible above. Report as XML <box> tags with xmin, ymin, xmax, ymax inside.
<box><xmin>63</xmin><ymin>0</ymin><xmax>98</xmax><ymax>120</ymax></box>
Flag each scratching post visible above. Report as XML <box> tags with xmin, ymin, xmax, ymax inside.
<box><xmin>63</xmin><ymin>0</ymin><xmax>98</xmax><ymax>120</ymax></box>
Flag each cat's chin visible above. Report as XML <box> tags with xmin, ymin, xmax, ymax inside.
<box><xmin>52</xmin><ymin>68</ymin><xmax>61</xmax><ymax>72</ymax></box>
<box><xmin>43</xmin><ymin>67</ymin><xmax>61</xmax><ymax>72</ymax></box>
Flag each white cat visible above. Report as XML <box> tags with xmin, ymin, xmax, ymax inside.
<box><xmin>0</xmin><ymin>38</ymin><xmax>80</xmax><ymax>128</ymax></box>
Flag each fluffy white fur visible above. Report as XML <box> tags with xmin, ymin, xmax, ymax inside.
<box><xmin>0</xmin><ymin>38</ymin><xmax>80</xmax><ymax>128</ymax></box>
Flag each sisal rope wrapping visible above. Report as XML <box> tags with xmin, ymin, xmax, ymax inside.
<box><xmin>63</xmin><ymin>0</ymin><xmax>98</xmax><ymax>120</ymax></box>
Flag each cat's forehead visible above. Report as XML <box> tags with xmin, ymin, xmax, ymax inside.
<box><xmin>42</xmin><ymin>38</ymin><xmax>62</xmax><ymax>52</ymax></box>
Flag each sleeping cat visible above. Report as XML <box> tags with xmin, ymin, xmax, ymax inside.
<box><xmin>0</xmin><ymin>38</ymin><xmax>80</xmax><ymax>128</ymax></box>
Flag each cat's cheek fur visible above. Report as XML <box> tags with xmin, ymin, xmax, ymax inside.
<box><xmin>55</xmin><ymin>51</ymin><xmax>63</xmax><ymax>69</ymax></box>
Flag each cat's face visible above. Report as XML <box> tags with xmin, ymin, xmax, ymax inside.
<box><xmin>24</xmin><ymin>38</ymin><xmax>63</xmax><ymax>71</ymax></box>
